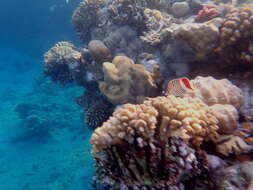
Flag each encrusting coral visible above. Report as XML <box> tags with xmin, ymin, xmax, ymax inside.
<box><xmin>99</xmin><ymin>56</ymin><xmax>160</xmax><ymax>105</ymax></box>
<box><xmin>215</xmin><ymin>6</ymin><xmax>253</xmax><ymax>65</ymax></box>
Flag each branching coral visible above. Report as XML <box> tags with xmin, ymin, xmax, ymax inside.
<box><xmin>140</xmin><ymin>8</ymin><xmax>178</xmax><ymax>46</ymax></box>
<box><xmin>72</xmin><ymin>0</ymin><xmax>106</xmax><ymax>42</ymax></box>
<box><xmin>99</xmin><ymin>56</ymin><xmax>160</xmax><ymax>104</ymax></box>
<box><xmin>215</xmin><ymin>6</ymin><xmax>253</xmax><ymax>65</ymax></box>
<box><xmin>91</xmin><ymin>95</ymin><xmax>241</xmax><ymax>188</ymax></box>
<box><xmin>44</xmin><ymin>42</ymin><xmax>82</xmax><ymax>84</ymax></box>
<box><xmin>108</xmin><ymin>0</ymin><xmax>146</xmax><ymax>28</ymax></box>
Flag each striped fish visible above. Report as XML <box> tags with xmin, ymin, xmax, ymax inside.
<box><xmin>166</xmin><ymin>77</ymin><xmax>195</xmax><ymax>97</ymax></box>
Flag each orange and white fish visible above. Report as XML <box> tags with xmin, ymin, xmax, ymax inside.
<box><xmin>166</xmin><ymin>77</ymin><xmax>196</xmax><ymax>97</ymax></box>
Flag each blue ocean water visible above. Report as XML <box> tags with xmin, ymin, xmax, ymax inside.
<box><xmin>0</xmin><ymin>0</ymin><xmax>94</xmax><ymax>189</ymax></box>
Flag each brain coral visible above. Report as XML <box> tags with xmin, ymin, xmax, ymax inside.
<box><xmin>99</xmin><ymin>56</ymin><xmax>160</xmax><ymax>105</ymax></box>
<box><xmin>183</xmin><ymin>76</ymin><xmax>244</xmax><ymax>109</ymax></box>
<box><xmin>215</xmin><ymin>6</ymin><xmax>253</xmax><ymax>65</ymax></box>
<box><xmin>91</xmin><ymin>95</ymin><xmax>225</xmax><ymax>188</ymax></box>
<box><xmin>44</xmin><ymin>41</ymin><xmax>82</xmax><ymax>84</ymax></box>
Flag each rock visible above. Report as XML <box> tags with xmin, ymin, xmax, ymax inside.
<box><xmin>172</xmin><ymin>2</ymin><xmax>190</xmax><ymax>17</ymax></box>
<box><xmin>189</xmin><ymin>0</ymin><xmax>203</xmax><ymax>14</ymax></box>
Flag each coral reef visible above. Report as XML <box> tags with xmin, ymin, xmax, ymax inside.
<box><xmin>44</xmin><ymin>42</ymin><xmax>82</xmax><ymax>84</ymax></box>
<box><xmin>99</xmin><ymin>56</ymin><xmax>160</xmax><ymax>104</ymax></box>
<box><xmin>211</xmin><ymin>161</ymin><xmax>253</xmax><ymax>190</ymax></box>
<box><xmin>72</xmin><ymin>0</ymin><xmax>106</xmax><ymax>42</ymax></box>
<box><xmin>43</xmin><ymin>0</ymin><xmax>253</xmax><ymax>189</ymax></box>
<box><xmin>88</xmin><ymin>40</ymin><xmax>112</xmax><ymax>64</ymax></box>
<box><xmin>91</xmin><ymin>94</ymin><xmax>244</xmax><ymax>188</ymax></box>
<box><xmin>195</xmin><ymin>4</ymin><xmax>220</xmax><ymax>22</ymax></box>
<box><xmin>215</xmin><ymin>6</ymin><xmax>253</xmax><ymax>66</ymax></box>
<box><xmin>174</xmin><ymin>76</ymin><xmax>245</xmax><ymax>109</ymax></box>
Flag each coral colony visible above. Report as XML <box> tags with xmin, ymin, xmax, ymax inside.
<box><xmin>44</xmin><ymin>0</ymin><xmax>253</xmax><ymax>189</ymax></box>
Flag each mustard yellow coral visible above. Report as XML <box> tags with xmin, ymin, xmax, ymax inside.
<box><xmin>99</xmin><ymin>56</ymin><xmax>159</xmax><ymax>104</ymax></box>
<box><xmin>91</xmin><ymin>95</ymin><xmax>220</xmax><ymax>154</ymax></box>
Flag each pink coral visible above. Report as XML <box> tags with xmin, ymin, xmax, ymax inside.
<box><xmin>195</xmin><ymin>4</ymin><xmax>220</xmax><ymax>23</ymax></box>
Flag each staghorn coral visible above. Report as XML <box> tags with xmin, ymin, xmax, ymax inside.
<box><xmin>72</xmin><ymin>0</ymin><xmax>106</xmax><ymax>42</ymax></box>
<box><xmin>182</xmin><ymin>76</ymin><xmax>245</xmax><ymax>109</ymax></box>
<box><xmin>99</xmin><ymin>56</ymin><xmax>160</xmax><ymax>105</ymax></box>
<box><xmin>215</xmin><ymin>6</ymin><xmax>253</xmax><ymax>65</ymax></box>
<box><xmin>44</xmin><ymin>42</ymin><xmax>82</xmax><ymax>84</ymax></box>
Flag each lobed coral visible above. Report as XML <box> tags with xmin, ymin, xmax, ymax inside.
<box><xmin>88</xmin><ymin>40</ymin><xmax>112</xmax><ymax>64</ymax></box>
<box><xmin>99</xmin><ymin>56</ymin><xmax>160</xmax><ymax>104</ymax></box>
<box><xmin>182</xmin><ymin>76</ymin><xmax>245</xmax><ymax>109</ymax></box>
<box><xmin>160</xmin><ymin>18</ymin><xmax>222</xmax><ymax>59</ymax></box>
<box><xmin>215</xmin><ymin>6</ymin><xmax>253</xmax><ymax>66</ymax></box>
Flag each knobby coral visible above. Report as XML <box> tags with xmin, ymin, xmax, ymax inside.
<box><xmin>91</xmin><ymin>95</ymin><xmax>219</xmax><ymax>189</ymax></box>
<box><xmin>215</xmin><ymin>6</ymin><xmax>253</xmax><ymax>66</ymax></box>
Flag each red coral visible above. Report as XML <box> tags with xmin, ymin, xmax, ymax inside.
<box><xmin>195</xmin><ymin>4</ymin><xmax>220</xmax><ymax>22</ymax></box>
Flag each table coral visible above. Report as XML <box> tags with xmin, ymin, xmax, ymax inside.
<box><xmin>99</xmin><ymin>56</ymin><xmax>160</xmax><ymax>105</ymax></box>
<box><xmin>215</xmin><ymin>6</ymin><xmax>253</xmax><ymax>66</ymax></box>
